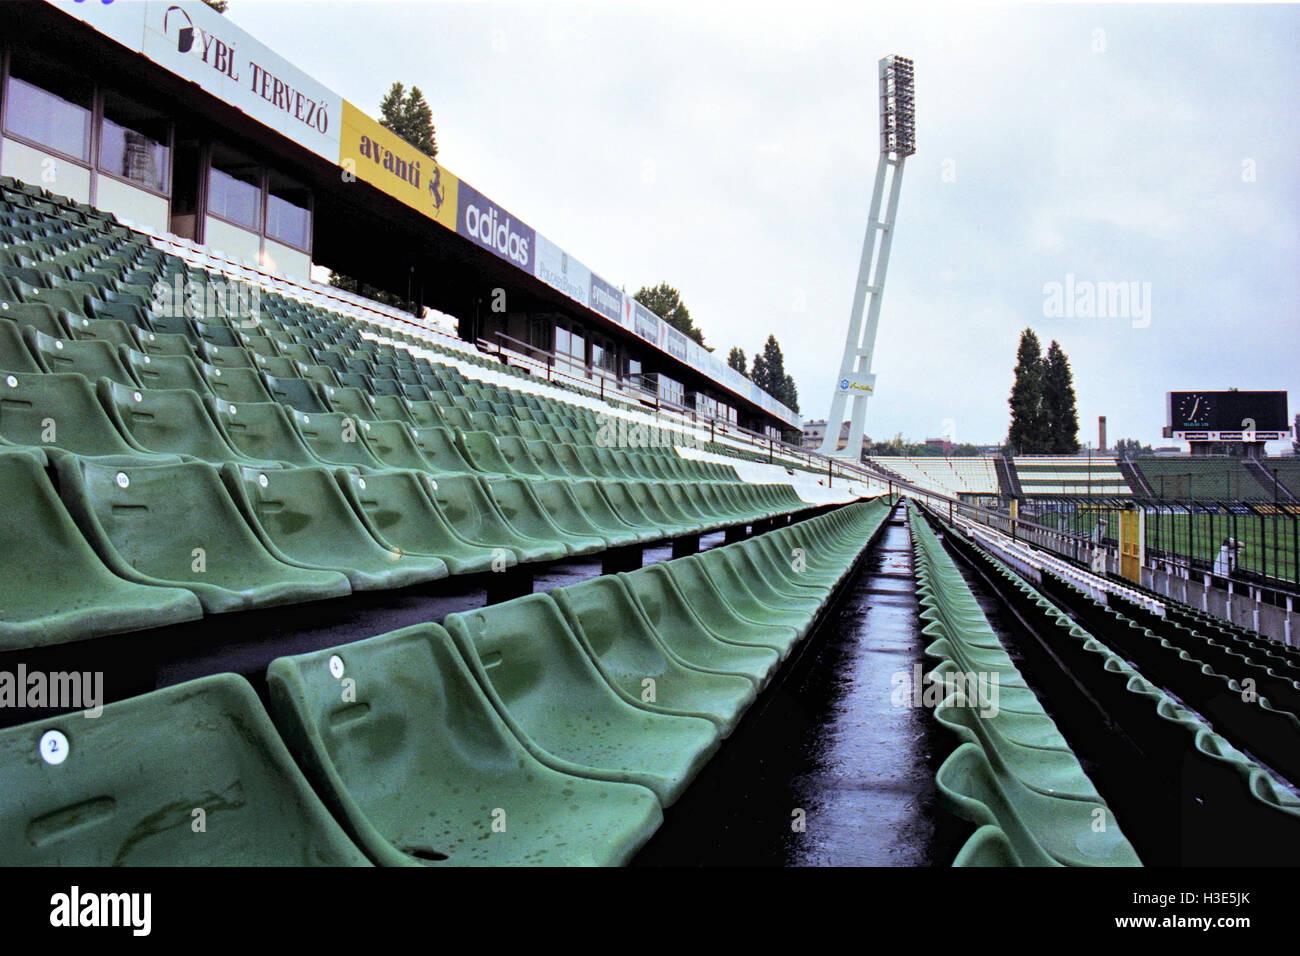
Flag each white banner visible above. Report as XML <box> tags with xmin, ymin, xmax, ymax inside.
<box><xmin>52</xmin><ymin>0</ymin><xmax>342</xmax><ymax>162</ymax></box>
<box><xmin>533</xmin><ymin>234</ymin><xmax>590</xmax><ymax>308</ymax></box>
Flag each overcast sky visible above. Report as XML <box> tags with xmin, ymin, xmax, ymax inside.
<box><xmin>225</xmin><ymin>0</ymin><xmax>1299</xmax><ymax>448</ymax></box>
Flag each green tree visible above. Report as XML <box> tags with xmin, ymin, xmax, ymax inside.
<box><xmin>782</xmin><ymin>373</ymin><xmax>800</xmax><ymax>415</ymax></box>
<box><xmin>1042</xmin><ymin>340</ymin><xmax>1080</xmax><ymax>453</ymax></box>
<box><xmin>727</xmin><ymin>347</ymin><xmax>747</xmax><ymax>377</ymax></box>
<box><xmin>378</xmin><ymin>82</ymin><xmax>437</xmax><ymax>158</ymax></box>
<box><xmin>327</xmin><ymin>271</ymin><xmax>419</xmax><ymax>316</ymax></box>
<box><xmin>748</xmin><ymin>335</ymin><xmax>800</xmax><ymax>412</ymax></box>
<box><xmin>634</xmin><ymin>283</ymin><xmax>704</xmax><ymax>346</ymax></box>
<box><xmin>1114</xmin><ymin>438</ymin><xmax>1153</xmax><ymax>460</ymax></box>
<box><xmin>1007</xmin><ymin>328</ymin><xmax>1048</xmax><ymax>453</ymax></box>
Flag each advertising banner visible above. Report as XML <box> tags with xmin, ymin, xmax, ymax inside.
<box><xmin>663</xmin><ymin>324</ymin><xmax>689</xmax><ymax>362</ymax></box>
<box><xmin>837</xmin><ymin>371</ymin><xmax>877</xmax><ymax>396</ymax></box>
<box><xmin>457</xmin><ymin>180</ymin><xmax>535</xmax><ymax>271</ymax></box>
<box><xmin>533</xmin><ymin>234</ymin><xmax>590</xmax><ymax>308</ymax></box>
<box><xmin>589</xmin><ymin>272</ymin><xmax>624</xmax><ymax>325</ymax></box>
<box><xmin>338</xmin><ymin>101</ymin><xmax>457</xmax><ymax>231</ymax></box>
<box><xmin>633</xmin><ymin>302</ymin><xmax>661</xmax><ymax>346</ymax></box>
<box><xmin>54</xmin><ymin>1</ymin><xmax>343</xmax><ymax>162</ymax></box>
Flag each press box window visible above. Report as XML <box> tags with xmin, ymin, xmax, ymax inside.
<box><xmin>208</xmin><ymin>145</ymin><xmax>261</xmax><ymax>231</ymax></box>
<box><xmin>4</xmin><ymin>52</ymin><xmax>93</xmax><ymax>161</ymax></box>
<box><xmin>99</xmin><ymin>93</ymin><xmax>170</xmax><ymax>194</ymax></box>
<box><xmin>265</xmin><ymin>172</ymin><xmax>311</xmax><ymax>251</ymax></box>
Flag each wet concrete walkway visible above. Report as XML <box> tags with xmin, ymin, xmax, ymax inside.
<box><xmin>635</xmin><ymin>509</ymin><xmax>953</xmax><ymax>866</ymax></box>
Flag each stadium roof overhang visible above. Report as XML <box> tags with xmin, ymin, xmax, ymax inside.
<box><xmin>15</xmin><ymin>0</ymin><xmax>798</xmax><ymax>431</ymax></box>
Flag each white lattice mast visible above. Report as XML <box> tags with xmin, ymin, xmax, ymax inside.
<box><xmin>817</xmin><ymin>55</ymin><xmax>915</xmax><ymax>458</ymax></box>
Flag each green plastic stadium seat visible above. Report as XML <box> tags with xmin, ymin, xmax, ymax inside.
<box><xmin>368</xmin><ymin>394</ymin><xmax>415</xmax><ymax>424</ymax></box>
<box><xmin>358</xmin><ymin>420</ymin><xmax>440</xmax><ymax>471</ymax></box>
<box><xmin>529</xmin><ymin>479</ymin><xmax>641</xmax><ymax>548</ymax></box>
<box><xmin>952</xmin><ymin>825</ymin><xmax>1021</xmax><ymax>867</ymax></box>
<box><xmin>0</xmin><ymin>320</ymin><xmax>40</xmax><ymax>372</ymax></box>
<box><xmin>484</xmin><ymin>478</ymin><xmax>605</xmax><ymax>556</ymax></box>
<box><xmin>550</xmin><ymin>443</ymin><xmax>600</xmax><ymax>478</ymax></box>
<box><xmin>289</xmin><ymin>410</ymin><xmax>387</xmax><ymax>472</ymax></box>
<box><xmin>198</xmin><ymin>363</ymin><xmax>271</xmax><ymax>405</ymax></box>
<box><xmin>54</xmin><ymin>456</ymin><xmax>351</xmax><ymax>614</ymax></box>
<box><xmin>714</xmin><ymin>542</ymin><xmax>829</xmax><ymax>608</ymax></box>
<box><xmin>935</xmin><ymin>743</ymin><xmax>1138</xmax><ymax>867</ymax></box>
<box><xmin>196</xmin><ymin>342</ymin><xmax>257</xmax><ymax>369</ymax></box>
<box><xmin>572</xmin><ymin>445</ymin><xmax>615</xmax><ymax>478</ymax></box>
<box><xmin>264</xmin><ymin>374</ymin><xmax>327</xmax><ymax>413</ymax></box>
<box><xmin>659</xmin><ymin>559</ymin><xmax>800</xmax><ymax>659</ymax></box>
<box><xmin>933</xmin><ymin>701</ymin><xmax>1103</xmax><ymax>802</ymax></box>
<box><xmin>678</xmin><ymin>482</ymin><xmax>729</xmax><ymax>521</ymax></box>
<box><xmin>444</xmin><ymin>594</ymin><xmax>720</xmax><ymax>806</ymax></box>
<box><xmin>131</xmin><ymin>328</ymin><xmax>198</xmax><ymax>360</ymax></box>
<box><xmin>440</xmin><ymin>406</ymin><xmax>472</xmax><ymax>430</ymax></box>
<box><xmin>456</xmin><ymin>430</ymin><xmax>518</xmax><ymax>477</ymax></box>
<box><xmin>210</xmin><ymin>399</ymin><xmax>329</xmax><ymax>469</ymax></box>
<box><xmin>0</xmin><ymin>674</ymin><xmax>371</xmax><ymax>865</ymax></box>
<box><xmin>222</xmin><ymin>464</ymin><xmax>447</xmax><ymax>590</ymax></box>
<box><xmin>565</xmin><ymin>480</ymin><xmax>657</xmax><ymax>545</ymax></box>
<box><xmin>320</xmin><ymin>384</ymin><xmax>379</xmax><ymax>421</ymax></box>
<box><xmin>410</xmin><ymin>426</ymin><xmax>477</xmax><ymax>474</ymax></box>
<box><xmin>97</xmin><ymin>381</ymin><xmax>283</xmax><ymax>469</ymax></box>
<box><xmin>67</xmin><ymin>317</ymin><xmax>137</xmax><ymax>350</ymax></box>
<box><xmin>555</xmin><ymin>575</ymin><xmax>755</xmax><ymax>735</ymax></box>
<box><xmin>0</xmin><ymin>372</ymin><xmax>178</xmax><ymax>465</ymax></box>
<box><xmin>494</xmin><ymin>435</ymin><xmax>549</xmax><ymax>478</ymax></box>
<box><xmin>337</xmin><ymin>469</ymin><xmax>510</xmax><ymax>575</ymax></box>
<box><xmin>191</xmin><ymin>319</ymin><xmax>239</xmax><ymax>347</ymax></box>
<box><xmin>0</xmin><ymin>299</ymin><xmax>67</xmax><ymax>337</ymax></box>
<box><xmin>405</xmin><ymin>400</ymin><xmax>447</xmax><ymax>429</ymax></box>
<box><xmin>0</xmin><ymin>447</ymin><xmax>201</xmax><ymax>649</ymax></box>
<box><xmin>619</xmin><ymin>566</ymin><xmax>780</xmax><ymax>688</ymax></box>
<box><xmin>266</xmin><ymin>624</ymin><xmax>662</xmax><ymax>866</ymax></box>
<box><xmin>588</xmin><ymin>480</ymin><xmax>661</xmax><ymax>536</ymax></box>
<box><xmin>26</xmin><ymin>328</ymin><xmax>139</xmax><ymax>387</ymax></box>
<box><xmin>121</xmin><ymin>347</ymin><xmax>210</xmax><ymax>393</ymax></box>
<box><xmin>520</xmin><ymin>440</ymin><xmax>572</xmax><ymax>479</ymax></box>
<box><xmin>620</xmin><ymin>481</ymin><xmax>700</xmax><ymax>535</ymax></box>
<box><xmin>426</xmin><ymin>474</ymin><xmax>565</xmax><ymax>564</ymax></box>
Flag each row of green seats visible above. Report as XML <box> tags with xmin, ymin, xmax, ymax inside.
<box><xmin>1034</xmin><ymin>566</ymin><xmax>1300</xmax><ymax>787</ymax></box>
<box><xmin>0</xmin><ymin>497</ymin><xmax>888</xmax><ymax>865</ymax></box>
<box><xmin>0</xmin><ymin>434</ymin><xmax>805</xmax><ymax>649</ymax></box>
<box><xmin>926</xmin><ymin>502</ymin><xmax>1300</xmax><ymax>864</ymax></box>
<box><xmin>907</xmin><ymin>504</ymin><xmax>1140</xmax><ymax>867</ymax></box>
<box><xmin>1</xmin><ymin>371</ymin><xmax>751</xmax><ymax>505</ymax></box>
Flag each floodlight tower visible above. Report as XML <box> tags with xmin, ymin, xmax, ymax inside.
<box><xmin>817</xmin><ymin>55</ymin><xmax>915</xmax><ymax>458</ymax></box>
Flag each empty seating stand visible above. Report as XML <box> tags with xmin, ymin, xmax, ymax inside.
<box><xmin>0</xmin><ymin>181</ymin><xmax>899</xmax><ymax>869</ymax></box>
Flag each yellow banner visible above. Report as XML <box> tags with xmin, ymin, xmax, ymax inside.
<box><xmin>338</xmin><ymin>100</ymin><xmax>458</xmax><ymax>231</ymax></box>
